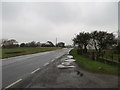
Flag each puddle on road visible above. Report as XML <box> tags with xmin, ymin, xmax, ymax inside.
<box><xmin>67</xmin><ymin>55</ymin><xmax>73</xmax><ymax>59</ymax></box>
<box><xmin>57</xmin><ymin>54</ymin><xmax>84</xmax><ymax>78</ymax></box>
<box><xmin>57</xmin><ymin>55</ymin><xmax>76</xmax><ymax>69</ymax></box>
<box><xmin>57</xmin><ymin>64</ymin><xmax>75</xmax><ymax>69</ymax></box>
<box><xmin>64</xmin><ymin>59</ymin><xmax>76</xmax><ymax>62</ymax></box>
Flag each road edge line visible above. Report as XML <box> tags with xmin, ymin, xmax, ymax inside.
<box><xmin>5</xmin><ymin>79</ymin><xmax>22</xmax><ymax>89</ymax></box>
<box><xmin>31</xmin><ymin>68</ymin><xmax>40</xmax><ymax>74</ymax></box>
<box><xmin>43</xmin><ymin>62</ymin><xmax>49</xmax><ymax>66</ymax></box>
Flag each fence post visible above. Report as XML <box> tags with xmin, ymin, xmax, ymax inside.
<box><xmin>119</xmin><ymin>58</ymin><xmax>120</xmax><ymax>63</ymax></box>
<box><xmin>111</xmin><ymin>53</ymin><xmax>113</xmax><ymax>65</ymax></box>
<box><xmin>96</xmin><ymin>52</ymin><xmax>99</xmax><ymax>61</ymax></box>
<box><xmin>92</xmin><ymin>52</ymin><xmax>95</xmax><ymax>60</ymax></box>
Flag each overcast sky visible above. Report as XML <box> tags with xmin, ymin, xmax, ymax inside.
<box><xmin>2</xmin><ymin>2</ymin><xmax>118</xmax><ymax>45</ymax></box>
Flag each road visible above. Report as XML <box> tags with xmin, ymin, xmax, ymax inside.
<box><xmin>8</xmin><ymin>54</ymin><xmax>119</xmax><ymax>88</ymax></box>
<box><xmin>2</xmin><ymin>48</ymin><xmax>71</xmax><ymax>88</ymax></box>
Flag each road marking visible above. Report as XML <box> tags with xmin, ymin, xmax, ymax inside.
<box><xmin>5</xmin><ymin>79</ymin><xmax>22</xmax><ymax>89</ymax></box>
<box><xmin>31</xmin><ymin>68</ymin><xmax>40</xmax><ymax>74</ymax></box>
<box><xmin>43</xmin><ymin>62</ymin><xmax>49</xmax><ymax>66</ymax></box>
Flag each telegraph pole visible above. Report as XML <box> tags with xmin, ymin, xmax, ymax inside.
<box><xmin>117</xmin><ymin>30</ymin><xmax>120</xmax><ymax>45</ymax></box>
<box><xmin>56</xmin><ymin>37</ymin><xmax>57</xmax><ymax>47</ymax></box>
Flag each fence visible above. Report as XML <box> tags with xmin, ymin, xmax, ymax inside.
<box><xmin>77</xmin><ymin>49</ymin><xmax>120</xmax><ymax>66</ymax></box>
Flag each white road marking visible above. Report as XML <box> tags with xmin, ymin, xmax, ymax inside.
<box><xmin>5</xmin><ymin>79</ymin><xmax>22</xmax><ymax>89</ymax></box>
<box><xmin>43</xmin><ymin>62</ymin><xmax>49</xmax><ymax>66</ymax></box>
<box><xmin>31</xmin><ymin>68</ymin><xmax>40</xmax><ymax>74</ymax></box>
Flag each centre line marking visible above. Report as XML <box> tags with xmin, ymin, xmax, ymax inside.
<box><xmin>5</xmin><ymin>79</ymin><xmax>22</xmax><ymax>89</ymax></box>
<box><xmin>43</xmin><ymin>62</ymin><xmax>49</xmax><ymax>66</ymax></box>
<box><xmin>31</xmin><ymin>68</ymin><xmax>40</xmax><ymax>74</ymax></box>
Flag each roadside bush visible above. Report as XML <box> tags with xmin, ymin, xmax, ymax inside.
<box><xmin>77</xmin><ymin>48</ymin><xmax>83</xmax><ymax>55</ymax></box>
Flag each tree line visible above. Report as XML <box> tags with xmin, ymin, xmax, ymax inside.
<box><xmin>1</xmin><ymin>39</ymin><xmax>65</xmax><ymax>48</ymax></box>
<box><xmin>73</xmin><ymin>30</ymin><xmax>119</xmax><ymax>54</ymax></box>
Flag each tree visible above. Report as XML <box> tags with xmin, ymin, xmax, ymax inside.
<box><xmin>73</xmin><ymin>32</ymin><xmax>91</xmax><ymax>53</ymax></box>
<box><xmin>28</xmin><ymin>41</ymin><xmax>37</xmax><ymax>47</ymax></box>
<box><xmin>91</xmin><ymin>31</ymin><xmax>117</xmax><ymax>52</ymax></box>
<box><xmin>116</xmin><ymin>30</ymin><xmax>120</xmax><ymax>53</ymax></box>
<box><xmin>20</xmin><ymin>43</ymin><xmax>26</xmax><ymax>47</ymax></box>
<box><xmin>41</xmin><ymin>43</ymin><xmax>46</xmax><ymax>47</ymax></box>
<box><xmin>73</xmin><ymin>35</ymin><xmax>83</xmax><ymax>49</ymax></box>
<box><xmin>117</xmin><ymin>42</ymin><xmax>120</xmax><ymax>54</ymax></box>
<box><xmin>57</xmin><ymin>42</ymin><xmax>65</xmax><ymax>47</ymax></box>
<box><xmin>2</xmin><ymin>39</ymin><xmax>18</xmax><ymax>48</ymax></box>
<box><xmin>36</xmin><ymin>42</ymin><xmax>41</xmax><ymax>47</ymax></box>
<box><xmin>9</xmin><ymin>39</ymin><xmax>18</xmax><ymax>44</ymax></box>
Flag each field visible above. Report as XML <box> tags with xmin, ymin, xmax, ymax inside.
<box><xmin>0</xmin><ymin>47</ymin><xmax>61</xmax><ymax>59</ymax></box>
<box><xmin>70</xmin><ymin>49</ymin><xmax>119</xmax><ymax>75</ymax></box>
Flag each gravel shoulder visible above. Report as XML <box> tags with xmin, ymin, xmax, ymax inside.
<box><xmin>11</xmin><ymin>54</ymin><xmax>119</xmax><ymax>88</ymax></box>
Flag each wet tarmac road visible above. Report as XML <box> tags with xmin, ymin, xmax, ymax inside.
<box><xmin>2</xmin><ymin>48</ymin><xmax>71</xmax><ymax>88</ymax></box>
<box><xmin>10</xmin><ymin>54</ymin><xmax>119</xmax><ymax>88</ymax></box>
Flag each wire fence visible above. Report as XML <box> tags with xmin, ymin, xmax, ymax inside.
<box><xmin>77</xmin><ymin>49</ymin><xmax>120</xmax><ymax>66</ymax></box>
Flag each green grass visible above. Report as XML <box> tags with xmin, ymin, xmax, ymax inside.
<box><xmin>70</xmin><ymin>49</ymin><xmax>119</xmax><ymax>75</ymax></box>
<box><xmin>100</xmin><ymin>54</ymin><xmax>120</xmax><ymax>62</ymax></box>
<box><xmin>88</xmin><ymin>49</ymin><xmax>120</xmax><ymax>62</ymax></box>
<box><xmin>1</xmin><ymin>47</ymin><xmax>61</xmax><ymax>59</ymax></box>
<box><xmin>0</xmin><ymin>49</ymin><xmax>2</xmax><ymax>58</ymax></box>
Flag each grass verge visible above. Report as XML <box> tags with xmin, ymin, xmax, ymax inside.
<box><xmin>1</xmin><ymin>47</ymin><xmax>61</xmax><ymax>59</ymax></box>
<box><xmin>70</xmin><ymin>49</ymin><xmax>119</xmax><ymax>75</ymax></box>
<box><xmin>100</xmin><ymin>54</ymin><xmax>120</xmax><ymax>62</ymax></box>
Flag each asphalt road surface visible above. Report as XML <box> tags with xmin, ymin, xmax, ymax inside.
<box><xmin>9</xmin><ymin>54</ymin><xmax>119</xmax><ymax>88</ymax></box>
<box><xmin>2</xmin><ymin>48</ymin><xmax>71</xmax><ymax>88</ymax></box>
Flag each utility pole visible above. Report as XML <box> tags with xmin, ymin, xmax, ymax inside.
<box><xmin>56</xmin><ymin>37</ymin><xmax>57</xmax><ymax>47</ymax></box>
<box><xmin>117</xmin><ymin>30</ymin><xmax>120</xmax><ymax>45</ymax></box>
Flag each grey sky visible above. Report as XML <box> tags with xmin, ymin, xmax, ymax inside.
<box><xmin>2</xmin><ymin>2</ymin><xmax>118</xmax><ymax>45</ymax></box>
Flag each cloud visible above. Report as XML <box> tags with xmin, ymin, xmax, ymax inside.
<box><xmin>2</xmin><ymin>2</ymin><xmax>118</xmax><ymax>45</ymax></box>
<box><xmin>0</xmin><ymin>2</ymin><xmax>2</xmax><ymax>39</ymax></box>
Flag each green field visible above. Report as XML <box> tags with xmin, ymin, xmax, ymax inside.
<box><xmin>70</xmin><ymin>49</ymin><xmax>119</xmax><ymax>75</ymax></box>
<box><xmin>1</xmin><ymin>47</ymin><xmax>61</xmax><ymax>59</ymax></box>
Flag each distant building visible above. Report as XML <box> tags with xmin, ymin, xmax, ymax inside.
<box><xmin>41</xmin><ymin>41</ymin><xmax>55</xmax><ymax>47</ymax></box>
<box><xmin>57</xmin><ymin>42</ymin><xmax>65</xmax><ymax>47</ymax></box>
<box><xmin>47</xmin><ymin>41</ymin><xmax>55</xmax><ymax>47</ymax></box>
